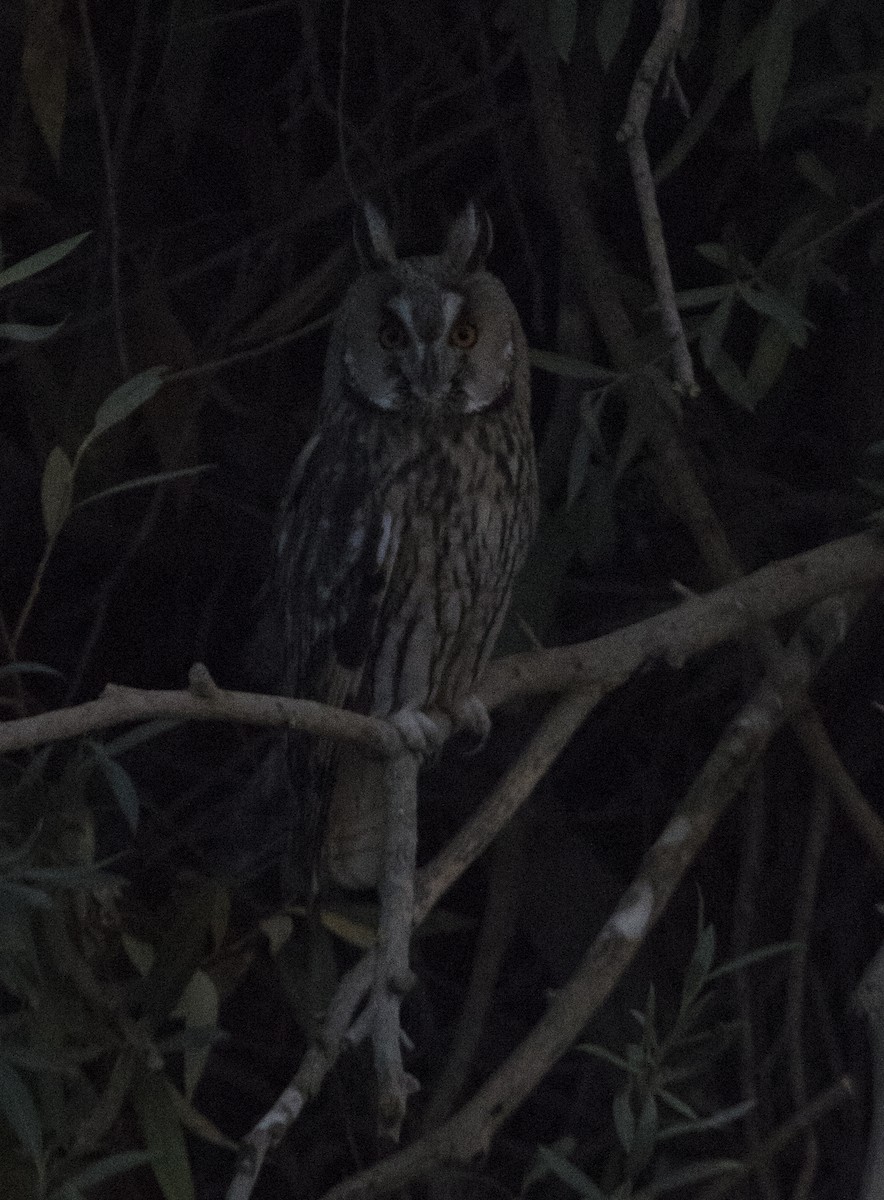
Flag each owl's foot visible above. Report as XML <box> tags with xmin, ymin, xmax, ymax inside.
<box><xmin>389</xmin><ymin>707</ymin><xmax>447</xmax><ymax>759</ymax></box>
<box><xmin>453</xmin><ymin>694</ymin><xmax>492</xmax><ymax>755</ymax></box>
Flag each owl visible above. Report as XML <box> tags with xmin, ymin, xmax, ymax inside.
<box><xmin>273</xmin><ymin>201</ymin><xmax>538</xmax><ymax>889</ymax></box>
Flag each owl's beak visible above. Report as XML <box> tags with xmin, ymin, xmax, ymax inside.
<box><xmin>414</xmin><ymin>344</ymin><xmax>442</xmax><ymax>399</ymax></box>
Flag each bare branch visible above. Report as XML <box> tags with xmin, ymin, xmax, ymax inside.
<box><xmin>366</xmin><ymin>751</ymin><xmax>420</xmax><ymax>1139</ymax></box>
<box><xmin>2</xmin><ymin>532</ymin><xmax>884</xmax><ymax>758</ymax></box>
<box><xmin>312</xmin><ymin>595</ymin><xmax>863</xmax><ymax>1200</ymax></box>
<box><xmin>617</xmin><ymin>0</ymin><xmax>696</xmax><ymax>392</ymax></box>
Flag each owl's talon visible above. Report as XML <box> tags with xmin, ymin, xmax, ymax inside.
<box><xmin>454</xmin><ymin>695</ymin><xmax>492</xmax><ymax>755</ymax></box>
<box><xmin>390</xmin><ymin>708</ymin><xmax>446</xmax><ymax>758</ymax></box>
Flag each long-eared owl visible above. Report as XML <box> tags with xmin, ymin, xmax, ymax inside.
<box><xmin>273</xmin><ymin>201</ymin><xmax>538</xmax><ymax>889</ymax></box>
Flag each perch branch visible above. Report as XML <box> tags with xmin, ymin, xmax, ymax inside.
<box><xmin>227</xmin><ymin>687</ymin><xmax>600</xmax><ymax>1200</ymax></box>
<box><xmin>362</xmin><ymin>751</ymin><xmax>421</xmax><ymax>1140</ymax></box>
<box><xmin>3</xmin><ymin>532</ymin><xmax>884</xmax><ymax>757</ymax></box>
<box><xmin>312</xmin><ymin>595</ymin><xmax>862</xmax><ymax>1200</ymax></box>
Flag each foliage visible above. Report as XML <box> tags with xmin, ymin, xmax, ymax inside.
<box><xmin>524</xmin><ymin>902</ymin><xmax>795</xmax><ymax>1197</ymax></box>
<box><xmin>0</xmin><ymin>740</ymin><xmax>234</xmax><ymax>1200</ymax></box>
<box><xmin>1</xmin><ymin>0</ymin><xmax>882</xmax><ymax>1195</ymax></box>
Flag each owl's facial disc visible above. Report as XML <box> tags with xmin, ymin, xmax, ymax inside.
<box><xmin>379</xmin><ymin>290</ymin><xmax>463</xmax><ymax>403</ymax></box>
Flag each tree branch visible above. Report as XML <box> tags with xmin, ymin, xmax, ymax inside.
<box><xmin>2</xmin><ymin>533</ymin><xmax>883</xmax><ymax>758</ymax></box>
<box><xmin>312</xmin><ymin>594</ymin><xmax>862</xmax><ymax>1200</ymax></box>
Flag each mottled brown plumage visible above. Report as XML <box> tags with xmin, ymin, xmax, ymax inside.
<box><xmin>273</xmin><ymin>202</ymin><xmax>537</xmax><ymax>888</ymax></box>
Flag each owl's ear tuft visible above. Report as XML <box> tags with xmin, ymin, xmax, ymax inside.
<box><xmin>354</xmin><ymin>200</ymin><xmax>398</xmax><ymax>267</ymax></box>
<box><xmin>444</xmin><ymin>201</ymin><xmax>493</xmax><ymax>276</ymax></box>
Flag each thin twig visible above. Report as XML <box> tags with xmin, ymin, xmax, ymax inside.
<box><xmin>335</xmin><ymin>0</ymin><xmax>358</xmax><ymax>202</ymax></box>
<box><xmin>853</xmin><ymin>942</ymin><xmax>884</xmax><ymax>1200</ymax></box>
<box><xmin>792</xmin><ymin>708</ymin><xmax>884</xmax><ymax>873</ymax></box>
<box><xmin>617</xmin><ymin>0</ymin><xmax>695</xmax><ymax>391</ymax></box>
<box><xmin>785</xmin><ymin>779</ymin><xmax>830</xmax><ymax>1200</ymax></box>
<box><xmin>369</xmin><ymin>751</ymin><xmax>420</xmax><ymax>1138</ymax></box>
<box><xmin>731</xmin><ymin>769</ymin><xmax>781</xmax><ymax>1200</ymax></box>
<box><xmin>77</xmin><ymin>0</ymin><xmax>130</xmax><ymax>377</ymax></box>
<box><xmin>64</xmin><ymin>486</ymin><xmax>167</xmax><ymax>705</ymax></box>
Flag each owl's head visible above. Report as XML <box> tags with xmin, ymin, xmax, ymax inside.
<box><xmin>329</xmin><ymin>201</ymin><xmax>523</xmax><ymax>418</ymax></box>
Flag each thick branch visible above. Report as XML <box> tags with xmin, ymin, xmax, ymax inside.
<box><xmin>314</xmin><ymin>595</ymin><xmax>860</xmax><ymax>1200</ymax></box>
<box><xmin>480</xmin><ymin>530</ymin><xmax>884</xmax><ymax>708</ymax></box>
<box><xmin>2</xmin><ymin>533</ymin><xmax>883</xmax><ymax>757</ymax></box>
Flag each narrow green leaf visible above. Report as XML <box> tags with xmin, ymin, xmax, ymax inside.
<box><xmin>635</xmin><ymin>1158</ymin><xmax>742</xmax><ymax>1196</ymax></box>
<box><xmin>536</xmin><ymin>1147</ymin><xmax>606</xmax><ymax>1200</ymax></box>
<box><xmin>0</xmin><ymin>879</ymin><xmax>53</xmax><ymax>909</ymax></box>
<box><xmin>746</xmin><ymin>318</ymin><xmax>793</xmax><ymax>399</ymax></box>
<box><xmin>172</xmin><ymin>969</ymin><xmax>219</xmax><ymax>1100</ymax></box>
<box><xmin>670</xmin><ymin>284</ymin><xmax>733</xmax><ymax>311</ymax></box>
<box><xmin>737</xmin><ymin>281</ymin><xmax>811</xmax><ymax>346</ymax></box>
<box><xmin>681</xmin><ymin>922</ymin><xmax>716</xmax><ymax>1014</ymax></box>
<box><xmin>613</xmin><ymin>1088</ymin><xmax>635</xmax><ymax>1153</ymax></box>
<box><xmin>164</xmin><ymin>1082</ymin><xmax>237</xmax><ymax>1151</ymax></box>
<box><xmin>704</xmin><ymin>346</ymin><xmax>761</xmax><ymax>411</ymax></box>
<box><xmin>699</xmin><ymin>290</ymin><xmax>735</xmax><ymax>364</ymax></box>
<box><xmin>0</xmin><ymin>1042</ymin><xmax>99</xmax><ymax>1073</ymax></box>
<box><xmin>104</xmin><ymin>718</ymin><xmax>182</xmax><ymax>757</ymax></box>
<box><xmin>17</xmin><ymin>863</ymin><xmax>121</xmax><ymax>886</ymax></box>
<box><xmin>0</xmin><ymin>662</ymin><xmax>64</xmax><ymax>682</ymax></box>
<box><xmin>656</xmin><ymin>1087</ymin><xmax>699</xmax><ymax>1121</ymax></box>
<box><xmin>695</xmin><ymin>242</ymin><xmax>731</xmax><ymax>270</ymax></box>
<box><xmin>74</xmin><ymin>464</ymin><xmax>216</xmax><ymax>513</ymax></box>
<box><xmin>522</xmin><ymin>1136</ymin><xmax>576</xmax><ymax>1194</ymax></box>
<box><xmin>0</xmin><ymin>321</ymin><xmax>65</xmax><ymax>342</ymax></box>
<box><xmin>84</xmin><ymin>368</ymin><xmax>166</xmax><ymax>446</ymax></box>
<box><xmin>88</xmin><ymin>740</ymin><xmax>140</xmax><ymax>833</ymax></box>
<box><xmin>549</xmin><ymin>0</ymin><xmax>579</xmax><ymax>62</ymax></box>
<box><xmin>40</xmin><ymin>446</ymin><xmax>74</xmax><ymax>539</ymax></box>
<box><xmin>140</xmin><ymin>878</ymin><xmax>222</xmax><ymax>1020</ymax></box>
<box><xmin>864</xmin><ymin>65</ymin><xmax>884</xmax><ymax>134</ymax></box>
<box><xmin>566</xmin><ymin>423</ymin><xmax>591</xmax><ymax>507</ymax></box>
<box><xmin>0</xmin><ymin>232</ymin><xmax>91</xmax><ymax>290</ymax></box>
<box><xmin>60</xmin><ymin>1151</ymin><xmax>154</xmax><ymax>1193</ymax></box>
<box><xmin>0</xmin><ymin>824</ymin><xmax>44</xmax><ymax>869</ymax></box>
<box><xmin>529</xmin><ymin>349</ymin><xmax>616</xmax><ymax>382</ymax></box>
<box><xmin>0</xmin><ymin>1059</ymin><xmax>43</xmax><ymax>1164</ymax></box>
<box><xmin>577</xmin><ymin>1042</ymin><xmax>631</xmax><ymax>1073</ymax></box>
<box><xmin>658</xmin><ymin>1098</ymin><xmax>755</xmax><ymax>1141</ymax></box>
<box><xmin>751</xmin><ymin>0</ymin><xmax>794</xmax><ymax>146</ymax></box>
<box><xmin>131</xmin><ymin>1072</ymin><xmax>195</xmax><ymax>1200</ymax></box>
<box><xmin>707</xmin><ymin>940</ymin><xmax>799</xmax><ymax>980</ymax></box>
<box><xmin>596</xmin><ymin>0</ymin><xmax>634</xmax><ymax>70</ymax></box>
<box><xmin>794</xmin><ymin>151</ymin><xmax>845</xmax><ymax>201</ymax></box>
<box><xmin>629</xmin><ymin>1093</ymin><xmax>658</xmax><ymax>1174</ymax></box>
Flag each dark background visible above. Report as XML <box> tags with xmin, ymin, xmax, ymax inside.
<box><xmin>1</xmin><ymin>0</ymin><xmax>884</xmax><ymax>1197</ymax></box>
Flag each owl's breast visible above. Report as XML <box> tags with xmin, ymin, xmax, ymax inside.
<box><xmin>361</xmin><ymin>415</ymin><xmax>534</xmax><ymax>716</ymax></box>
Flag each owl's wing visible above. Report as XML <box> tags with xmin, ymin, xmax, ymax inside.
<box><xmin>276</xmin><ymin>431</ymin><xmax>401</xmax><ymax>715</ymax></box>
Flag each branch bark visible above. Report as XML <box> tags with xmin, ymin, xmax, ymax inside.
<box><xmin>312</xmin><ymin>595</ymin><xmax>862</xmax><ymax>1200</ymax></box>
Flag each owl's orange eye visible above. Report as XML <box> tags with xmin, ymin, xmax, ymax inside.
<box><xmin>449</xmin><ymin>320</ymin><xmax>478</xmax><ymax>349</ymax></box>
<box><xmin>378</xmin><ymin>316</ymin><xmax>407</xmax><ymax>350</ymax></box>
